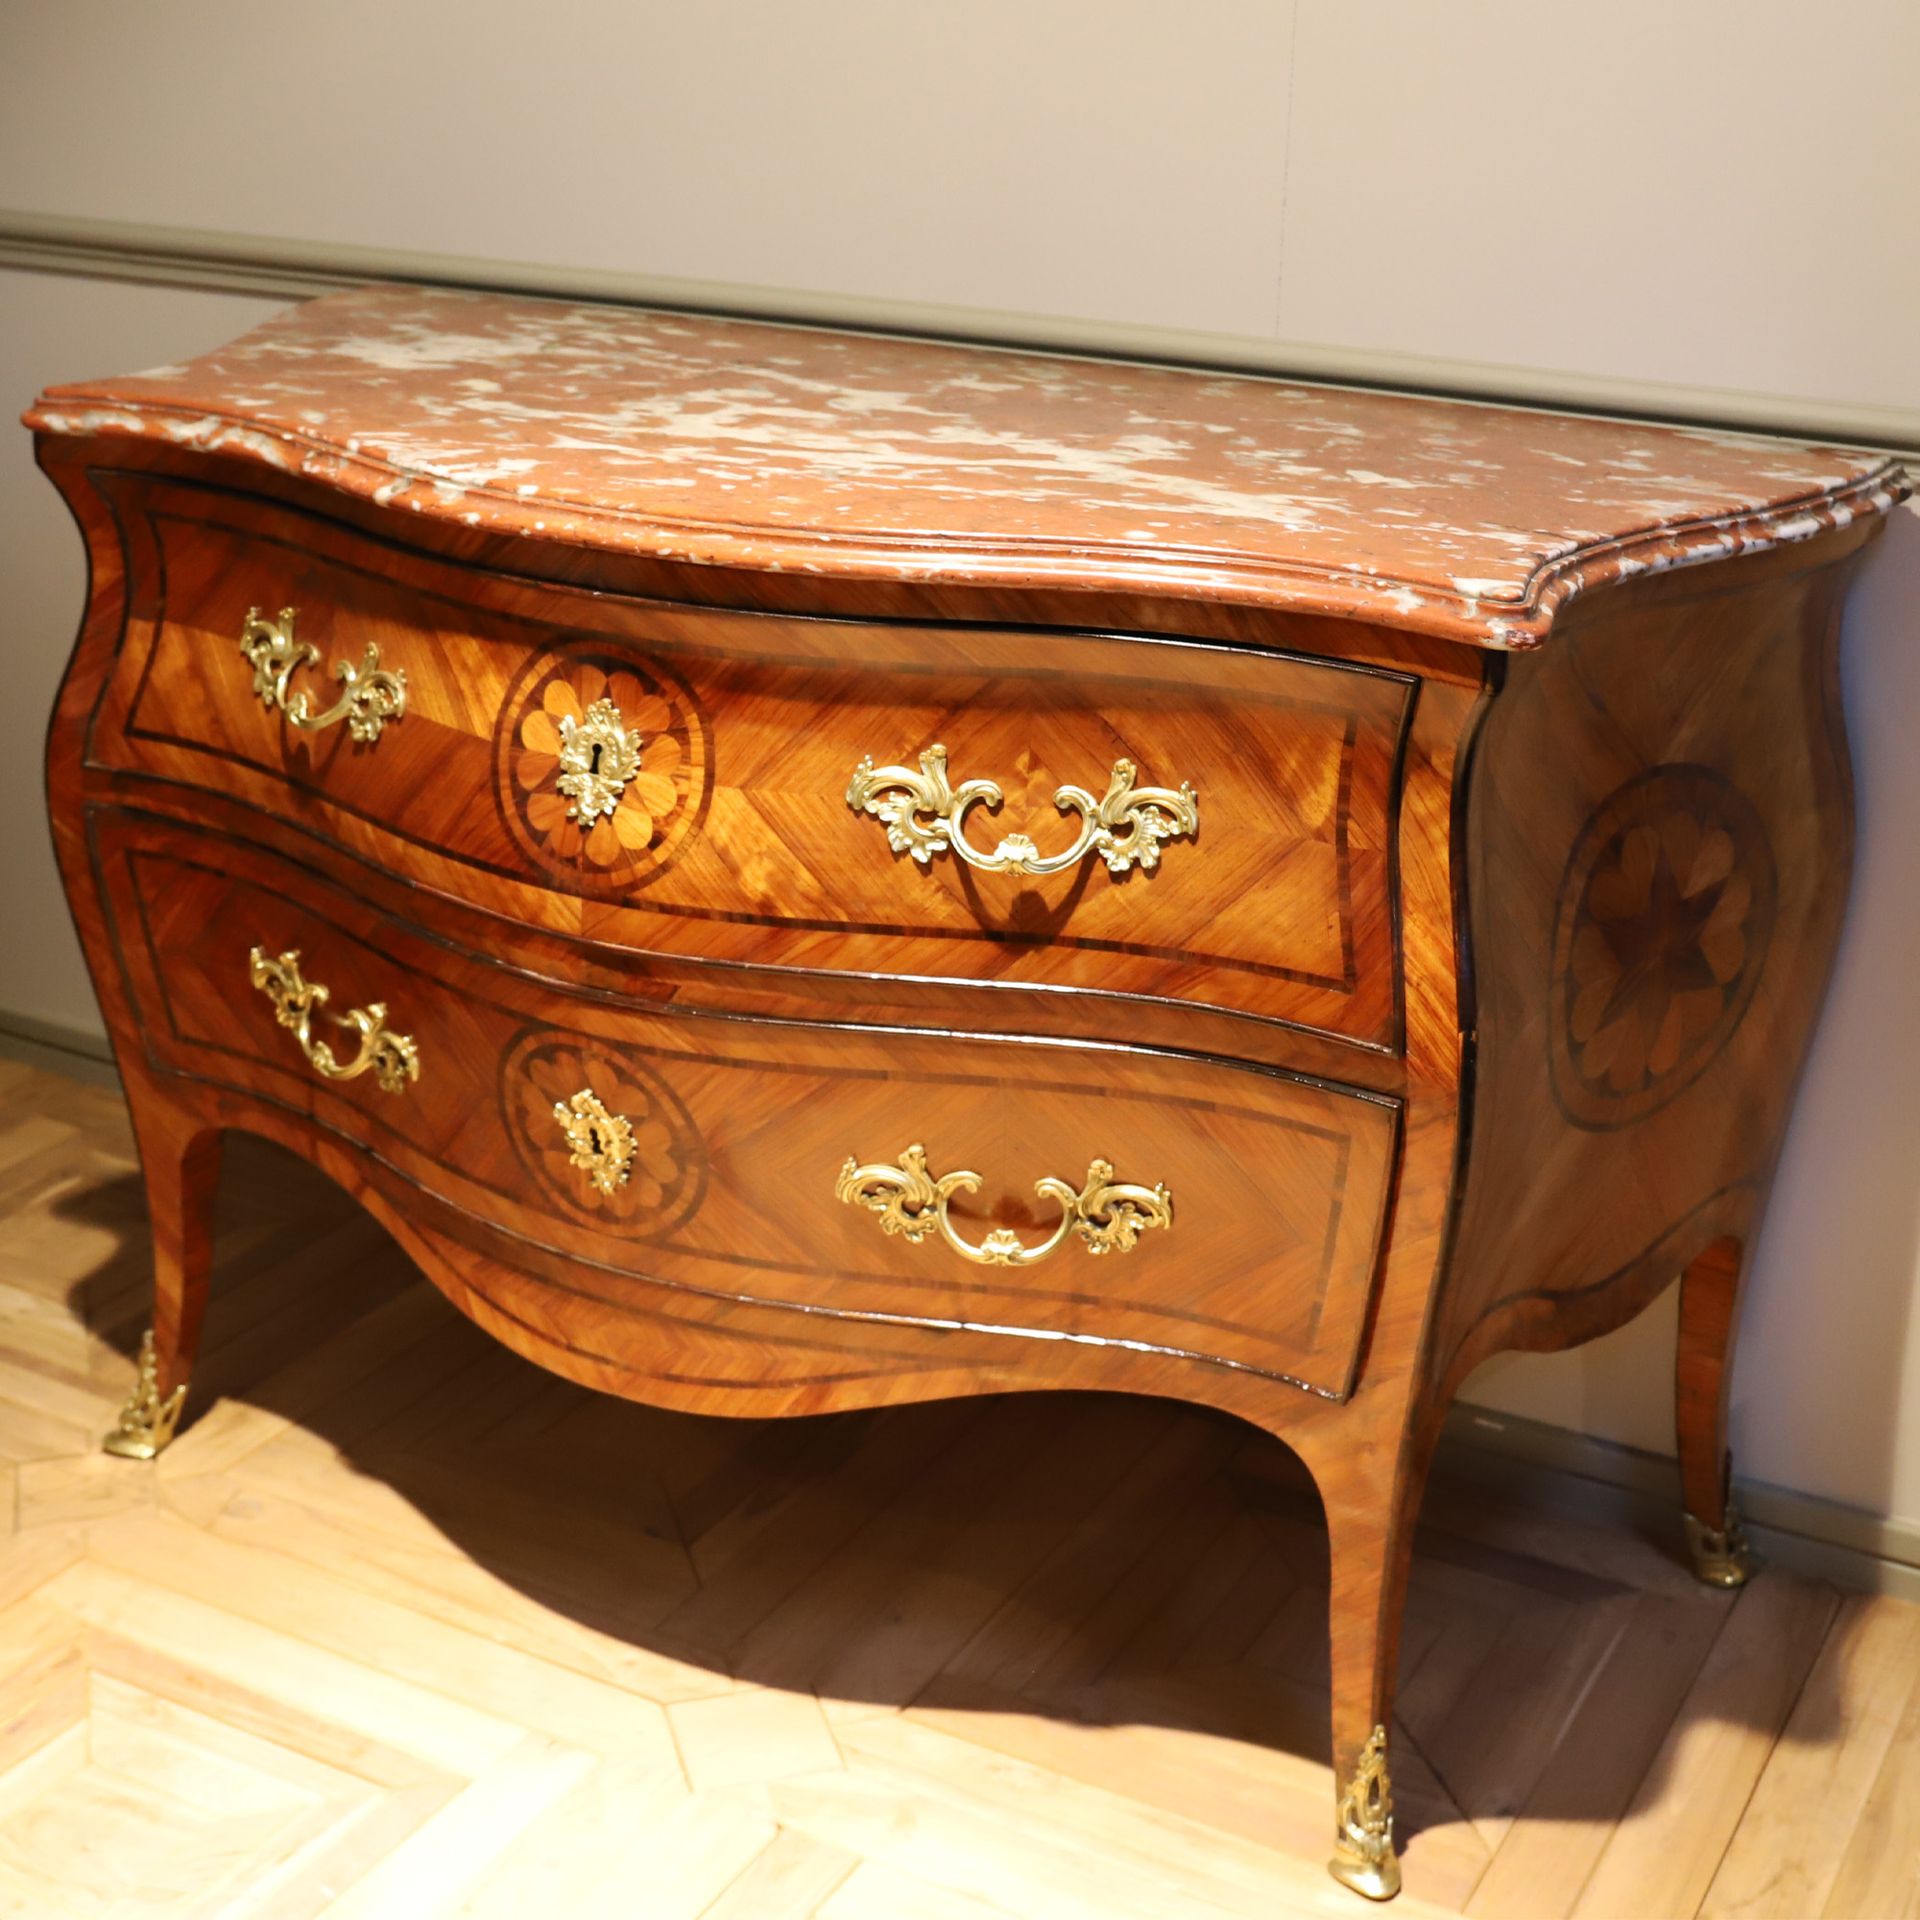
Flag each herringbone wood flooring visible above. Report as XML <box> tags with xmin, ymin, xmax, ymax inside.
<box><xmin>0</xmin><ymin>1056</ymin><xmax>1915</xmax><ymax>1919</ymax></box>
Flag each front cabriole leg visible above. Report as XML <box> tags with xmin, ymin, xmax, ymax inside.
<box><xmin>1319</xmin><ymin>1489</ymin><xmax>1417</xmax><ymax>1901</ymax></box>
<box><xmin>1305</xmin><ymin>1411</ymin><xmax>1438</xmax><ymax>1903</ymax></box>
<box><xmin>104</xmin><ymin>1091</ymin><xmax>221</xmax><ymax>1459</ymax></box>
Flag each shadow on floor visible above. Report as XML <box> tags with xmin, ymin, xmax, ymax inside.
<box><xmin>59</xmin><ymin>1130</ymin><xmax>1840</xmax><ymax>1851</ymax></box>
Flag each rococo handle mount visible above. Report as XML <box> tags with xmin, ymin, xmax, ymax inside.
<box><xmin>247</xmin><ymin>948</ymin><xmax>421</xmax><ymax>1095</ymax></box>
<box><xmin>239</xmin><ymin>605</ymin><xmax>407</xmax><ymax>744</ymax></box>
<box><xmin>847</xmin><ymin>744</ymin><xmax>1198</xmax><ymax>877</ymax></box>
<box><xmin>838</xmin><ymin>1143</ymin><xmax>1174</xmax><ymax>1267</ymax></box>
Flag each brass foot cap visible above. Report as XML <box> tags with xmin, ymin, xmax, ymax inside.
<box><xmin>1684</xmin><ymin>1506</ymin><xmax>1759</xmax><ymax>1589</ymax></box>
<box><xmin>101</xmin><ymin>1331</ymin><xmax>186</xmax><ymax>1461</ymax></box>
<box><xmin>1328</xmin><ymin>1847</ymin><xmax>1402</xmax><ymax>1901</ymax></box>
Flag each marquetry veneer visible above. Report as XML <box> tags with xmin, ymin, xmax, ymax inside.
<box><xmin>89</xmin><ymin>474</ymin><xmax>1403</xmax><ymax>1044</ymax></box>
<box><xmin>29</xmin><ymin>286</ymin><xmax>1909</xmax><ymax>1900</ymax></box>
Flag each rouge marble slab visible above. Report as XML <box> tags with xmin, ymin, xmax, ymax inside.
<box><xmin>25</xmin><ymin>283</ymin><xmax>1907</xmax><ymax>646</ymax></box>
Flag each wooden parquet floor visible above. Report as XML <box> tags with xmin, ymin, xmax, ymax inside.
<box><xmin>0</xmin><ymin>1056</ymin><xmax>1916</xmax><ymax>1919</ymax></box>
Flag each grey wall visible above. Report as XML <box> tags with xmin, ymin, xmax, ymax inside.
<box><xmin>1</xmin><ymin>272</ymin><xmax>292</xmax><ymax>1032</ymax></box>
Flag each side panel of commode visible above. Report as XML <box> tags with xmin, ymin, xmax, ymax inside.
<box><xmin>1435</xmin><ymin>527</ymin><xmax>1877</xmax><ymax>1395</ymax></box>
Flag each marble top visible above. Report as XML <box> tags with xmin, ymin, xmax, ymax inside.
<box><xmin>27</xmin><ymin>284</ymin><xmax>1907</xmax><ymax>648</ymax></box>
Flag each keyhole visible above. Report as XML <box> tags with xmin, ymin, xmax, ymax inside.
<box><xmin>588</xmin><ymin>743</ymin><xmax>604</xmax><ymax>774</ymax></box>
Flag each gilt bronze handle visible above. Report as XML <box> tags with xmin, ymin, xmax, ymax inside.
<box><xmin>247</xmin><ymin>948</ymin><xmax>420</xmax><ymax>1093</ymax></box>
<box><xmin>846</xmin><ymin>744</ymin><xmax>1197</xmax><ymax>877</ymax></box>
<box><xmin>837</xmin><ymin>1143</ymin><xmax>1172</xmax><ymax>1267</ymax></box>
<box><xmin>239</xmin><ymin>606</ymin><xmax>406</xmax><ymax>744</ymax></box>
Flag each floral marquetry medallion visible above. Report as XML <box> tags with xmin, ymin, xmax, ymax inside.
<box><xmin>493</xmin><ymin>641</ymin><xmax>710</xmax><ymax>893</ymax></box>
<box><xmin>1550</xmin><ymin>765</ymin><xmax>1776</xmax><ymax>1131</ymax></box>
<box><xmin>500</xmin><ymin>1029</ymin><xmax>705</xmax><ymax>1233</ymax></box>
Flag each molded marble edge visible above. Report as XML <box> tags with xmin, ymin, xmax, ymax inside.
<box><xmin>25</xmin><ymin>391</ymin><xmax>1908</xmax><ymax>651</ymax></box>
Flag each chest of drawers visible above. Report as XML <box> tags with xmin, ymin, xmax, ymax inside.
<box><xmin>28</xmin><ymin>287</ymin><xmax>1907</xmax><ymax>1899</ymax></box>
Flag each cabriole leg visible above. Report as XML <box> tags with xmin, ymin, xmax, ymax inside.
<box><xmin>1675</xmin><ymin>1234</ymin><xmax>1758</xmax><ymax>1588</ymax></box>
<box><xmin>1316</xmin><ymin>1439</ymin><xmax>1429</xmax><ymax>1902</ymax></box>
<box><xmin>104</xmin><ymin>1098</ymin><xmax>221</xmax><ymax>1460</ymax></box>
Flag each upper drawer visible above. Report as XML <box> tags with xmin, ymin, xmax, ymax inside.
<box><xmin>89</xmin><ymin>476</ymin><xmax>1411</xmax><ymax>1049</ymax></box>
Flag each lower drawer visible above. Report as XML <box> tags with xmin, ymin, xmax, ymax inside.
<box><xmin>93</xmin><ymin>810</ymin><xmax>1398</xmax><ymax>1399</ymax></box>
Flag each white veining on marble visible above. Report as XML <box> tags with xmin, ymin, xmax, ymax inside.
<box><xmin>25</xmin><ymin>285</ymin><xmax>1908</xmax><ymax>647</ymax></box>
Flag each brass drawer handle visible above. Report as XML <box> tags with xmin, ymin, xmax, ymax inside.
<box><xmin>551</xmin><ymin>1088</ymin><xmax>637</xmax><ymax>1195</ymax></box>
<box><xmin>247</xmin><ymin>948</ymin><xmax>420</xmax><ymax>1093</ymax></box>
<box><xmin>837</xmin><ymin>1143</ymin><xmax>1172</xmax><ymax>1268</ymax></box>
<box><xmin>239</xmin><ymin>606</ymin><xmax>407</xmax><ymax>744</ymax></box>
<box><xmin>847</xmin><ymin>744</ymin><xmax>1197</xmax><ymax>877</ymax></box>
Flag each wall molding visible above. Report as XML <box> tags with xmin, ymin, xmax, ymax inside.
<box><xmin>4</xmin><ymin>207</ymin><xmax>1916</xmax><ymax>461</ymax></box>
<box><xmin>0</xmin><ymin>1010</ymin><xmax>115</xmax><ymax>1083</ymax></box>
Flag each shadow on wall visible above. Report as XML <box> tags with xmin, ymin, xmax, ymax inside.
<box><xmin>1462</xmin><ymin>505</ymin><xmax>1920</xmax><ymax>1530</ymax></box>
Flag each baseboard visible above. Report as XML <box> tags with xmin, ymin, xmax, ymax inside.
<box><xmin>0</xmin><ymin>1009</ymin><xmax>116</xmax><ymax>1084</ymax></box>
<box><xmin>1</xmin><ymin>1006</ymin><xmax>1911</xmax><ymax>1595</ymax></box>
<box><xmin>1441</xmin><ymin>1404</ymin><xmax>1920</xmax><ymax>1603</ymax></box>
<box><xmin>3</xmin><ymin>208</ymin><xmax>1915</xmax><ymax>460</ymax></box>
